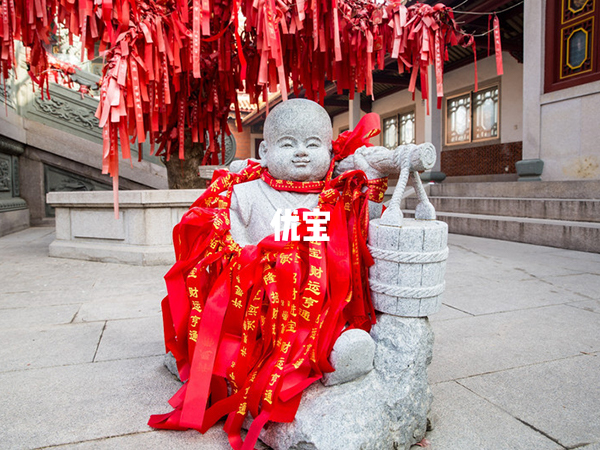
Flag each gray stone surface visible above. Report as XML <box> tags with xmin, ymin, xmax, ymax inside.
<box><xmin>0</xmin><ymin>303</ymin><xmax>79</xmax><ymax>328</ymax></box>
<box><xmin>429</xmin><ymin>304</ymin><xmax>471</xmax><ymax>322</ymax></box>
<box><xmin>427</xmin><ymin>209</ymin><xmax>600</xmax><ymax>253</ymax></box>
<box><xmin>75</xmin><ymin>293</ymin><xmax>164</xmax><ymax>322</ymax></box>
<box><xmin>443</xmin><ymin>276</ymin><xmax>579</xmax><ymax>316</ymax></box>
<box><xmin>0</xmin><ymin>322</ymin><xmax>104</xmax><ymax>373</ymax></box>
<box><xmin>0</xmin><ymin>207</ymin><xmax>30</xmax><ymax>237</ymax></box>
<box><xmin>426</xmin><ymin>382</ymin><xmax>560</xmax><ymax>450</ymax></box>
<box><xmin>260</xmin><ymin>315</ymin><xmax>433</xmax><ymax>450</ymax></box>
<box><xmin>0</xmin><ymin>356</ymin><xmax>180</xmax><ymax>449</ymax></box>
<box><xmin>322</xmin><ymin>328</ymin><xmax>375</xmax><ymax>386</ymax></box>
<box><xmin>3</xmin><ymin>215</ymin><xmax>600</xmax><ymax>449</ymax></box>
<box><xmin>56</xmin><ymin>428</ymin><xmax>271</xmax><ymax>449</ymax></box>
<box><xmin>428</xmin><ymin>304</ymin><xmax>600</xmax><ymax>384</ymax></box>
<box><xmin>568</xmin><ymin>299</ymin><xmax>600</xmax><ymax>314</ymax></box>
<box><xmin>461</xmin><ymin>353</ymin><xmax>600</xmax><ymax>448</ymax></box>
<box><xmin>405</xmin><ymin>195</ymin><xmax>600</xmax><ymax>222</ymax></box>
<box><xmin>94</xmin><ymin>316</ymin><xmax>165</xmax><ymax>362</ymax></box>
<box><xmin>579</xmin><ymin>443</ymin><xmax>600</xmax><ymax>450</ymax></box>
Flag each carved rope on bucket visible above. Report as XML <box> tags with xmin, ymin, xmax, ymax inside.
<box><xmin>369</xmin><ymin>281</ymin><xmax>446</xmax><ymax>299</ymax></box>
<box><xmin>367</xmin><ymin>246</ymin><xmax>449</xmax><ymax>264</ymax></box>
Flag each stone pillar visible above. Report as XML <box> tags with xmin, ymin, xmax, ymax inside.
<box><xmin>349</xmin><ymin>94</ymin><xmax>362</xmax><ymax>130</ymax></box>
<box><xmin>19</xmin><ymin>147</ymin><xmax>48</xmax><ymax>226</ymax></box>
<box><xmin>521</xmin><ymin>0</ymin><xmax>545</xmax><ymax>177</ymax></box>
<box><xmin>424</xmin><ymin>66</ymin><xmax>443</xmax><ymax>173</ymax></box>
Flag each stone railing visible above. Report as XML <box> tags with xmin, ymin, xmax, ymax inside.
<box><xmin>47</xmin><ymin>190</ymin><xmax>202</xmax><ymax>265</ymax></box>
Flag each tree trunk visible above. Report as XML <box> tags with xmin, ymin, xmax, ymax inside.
<box><xmin>162</xmin><ymin>134</ymin><xmax>207</xmax><ymax>189</ymax></box>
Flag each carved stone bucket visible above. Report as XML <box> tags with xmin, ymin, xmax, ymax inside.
<box><xmin>368</xmin><ymin>218</ymin><xmax>448</xmax><ymax>317</ymax></box>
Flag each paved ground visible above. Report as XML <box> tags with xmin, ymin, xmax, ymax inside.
<box><xmin>0</xmin><ymin>227</ymin><xmax>598</xmax><ymax>450</ymax></box>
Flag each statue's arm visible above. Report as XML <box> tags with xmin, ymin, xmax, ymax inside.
<box><xmin>334</xmin><ymin>146</ymin><xmax>397</xmax><ymax>180</ymax></box>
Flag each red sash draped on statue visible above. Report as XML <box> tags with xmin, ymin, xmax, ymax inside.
<box><xmin>149</xmin><ymin>117</ymin><xmax>387</xmax><ymax>450</ymax></box>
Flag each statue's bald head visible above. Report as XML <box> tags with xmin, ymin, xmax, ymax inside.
<box><xmin>259</xmin><ymin>99</ymin><xmax>333</xmax><ymax>181</ymax></box>
<box><xmin>263</xmin><ymin>99</ymin><xmax>333</xmax><ymax>146</ymax></box>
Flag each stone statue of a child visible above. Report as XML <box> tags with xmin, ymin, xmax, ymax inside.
<box><xmin>223</xmin><ymin>99</ymin><xmax>436</xmax><ymax>449</ymax></box>
<box><xmin>228</xmin><ymin>98</ymin><xmax>392</xmax><ymax>385</ymax></box>
<box><xmin>153</xmin><ymin>98</ymin><xmax>440</xmax><ymax>449</ymax></box>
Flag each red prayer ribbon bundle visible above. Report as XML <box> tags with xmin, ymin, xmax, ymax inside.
<box><xmin>148</xmin><ymin>160</ymin><xmax>386</xmax><ymax>449</ymax></box>
<box><xmin>0</xmin><ymin>0</ymin><xmax>503</xmax><ymax>195</ymax></box>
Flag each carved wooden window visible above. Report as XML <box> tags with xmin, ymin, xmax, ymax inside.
<box><xmin>382</xmin><ymin>116</ymin><xmax>398</xmax><ymax>149</ymax></box>
<box><xmin>446</xmin><ymin>94</ymin><xmax>471</xmax><ymax>144</ymax></box>
<box><xmin>382</xmin><ymin>110</ymin><xmax>415</xmax><ymax>149</ymax></box>
<box><xmin>398</xmin><ymin>111</ymin><xmax>416</xmax><ymax>145</ymax></box>
<box><xmin>545</xmin><ymin>0</ymin><xmax>600</xmax><ymax>92</ymax></box>
<box><xmin>445</xmin><ymin>86</ymin><xmax>499</xmax><ymax>145</ymax></box>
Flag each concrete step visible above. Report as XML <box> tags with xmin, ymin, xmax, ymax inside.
<box><xmin>429</xmin><ymin>180</ymin><xmax>600</xmax><ymax>199</ymax></box>
<box><xmin>404</xmin><ymin>210</ymin><xmax>600</xmax><ymax>253</ymax></box>
<box><xmin>404</xmin><ymin>196</ymin><xmax>600</xmax><ymax>223</ymax></box>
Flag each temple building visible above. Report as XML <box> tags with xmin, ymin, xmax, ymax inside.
<box><xmin>1</xmin><ymin>0</ymin><xmax>598</xmax><ymax>252</ymax></box>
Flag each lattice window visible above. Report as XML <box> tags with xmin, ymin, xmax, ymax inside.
<box><xmin>399</xmin><ymin>111</ymin><xmax>416</xmax><ymax>145</ymax></box>
<box><xmin>563</xmin><ymin>0</ymin><xmax>595</xmax><ymax>22</ymax></box>
<box><xmin>473</xmin><ymin>87</ymin><xmax>499</xmax><ymax>140</ymax></box>
<box><xmin>446</xmin><ymin>94</ymin><xmax>471</xmax><ymax>144</ymax></box>
<box><xmin>445</xmin><ymin>86</ymin><xmax>499</xmax><ymax>145</ymax></box>
<box><xmin>382</xmin><ymin>110</ymin><xmax>415</xmax><ymax>149</ymax></box>
<box><xmin>546</xmin><ymin>0</ymin><xmax>600</xmax><ymax>91</ymax></box>
<box><xmin>382</xmin><ymin>116</ymin><xmax>398</xmax><ymax>149</ymax></box>
<box><xmin>562</xmin><ymin>18</ymin><xmax>594</xmax><ymax>78</ymax></box>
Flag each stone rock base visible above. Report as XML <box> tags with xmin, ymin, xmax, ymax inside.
<box><xmin>257</xmin><ymin>314</ymin><xmax>434</xmax><ymax>450</ymax></box>
<box><xmin>0</xmin><ymin>207</ymin><xmax>30</xmax><ymax>237</ymax></box>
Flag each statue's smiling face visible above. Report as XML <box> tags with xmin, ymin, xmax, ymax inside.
<box><xmin>260</xmin><ymin>99</ymin><xmax>333</xmax><ymax>182</ymax></box>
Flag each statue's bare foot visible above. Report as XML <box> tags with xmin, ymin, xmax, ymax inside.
<box><xmin>322</xmin><ymin>328</ymin><xmax>375</xmax><ymax>386</ymax></box>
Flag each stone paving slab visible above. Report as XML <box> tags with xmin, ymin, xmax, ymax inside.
<box><xmin>459</xmin><ymin>353</ymin><xmax>600</xmax><ymax>449</ymax></box>
<box><xmin>567</xmin><ymin>299</ymin><xmax>600</xmax><ymax>314</ymax></box>
<box><xmin>429</xmin><ymin>303</ymin><xmax>472</xmax><ymax>322</ymax></box>
<box><xmin>529</xmin><ymin>251</ymin><xmax>600</xmax><ymax>275</ymax></box>
<box><xmin>0</xmin><ymin>322</ymin><xmax>104</xmax><ymax>373</ymax></box>
<box><xmin>95</xmin><ymin>316</ymin><xmax>165</xmax><ymax>362</ymax></box>
<box><xmin>426</xmin><ymin>381</ymin><xmax>561</xmax><ymax>450</ymax></box>
<box><xmin>0</xmin><ymin>288</ymin><xmax>107</xmax><ymax>309</ymax></box>
<box><xmin>579</xmin><ymin>443</ymin><xmax>600</xmax><ymax>450</ymax></box>
<box><xmin>429</xmin><ymin>304</ymin><xmax>600</xmax><ymax>383</ymax></box>
<box><xmin>443</xmin><ymin>277</ymin><xmax>579</xmax><ymax>316</ymax></box>
<box><xmin>448</xmin><ymin>233</ymin><xmax>600</xmax><ymax>274</ymax></box>
<box><xmin>0</xmin><ymin>266</ymin><xmax>97</xmax><ymax>294</ymax></box>
<box><xmin>0</xmin><ymin>227</ymin><xmax>55</xmax><ymax>248</ymax></box>
<box><xmin>544</xmin><ymin>273</ymin><xmax>600</xmax><ymax>300</ymax></box>
<box><xmin>0</xmin><ymin>356</ymin><xmax>180</xmax><ymax>449</ymax></box>
<box><xmin>0</xmin><ymin>303</ymin><xmax>79</xmax><ymax>328</ymax></box>
<box><xmin>75</xmin><ymin>294</ymin><xmax>163</xmax><ymax>322</ymax></box>
<box><xmin>50</xmin><ymin>428</ymin><xmax>271</xmax><ymax>449</ymax></box>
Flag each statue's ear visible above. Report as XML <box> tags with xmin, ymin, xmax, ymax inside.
<box><xmin>258</xmin><ymin>141</ymin><xmax>268</xmax><ymax>167</ymax></box>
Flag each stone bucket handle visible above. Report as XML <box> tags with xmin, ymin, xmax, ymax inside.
<box><xmin>380</xmin><ymin>143</ymin><xmax>437</xmax><ymax>227</ymax></box>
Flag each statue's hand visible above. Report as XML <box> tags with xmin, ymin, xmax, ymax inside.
<box><xmin>335</xmin><ymin>146</ymin><xmax>397</xmax><ymax>179</ymax></box>
<box><xmin>355</xmin><ymin>146</ymin><xmax>399</xmax><ymax>177</ymax></box>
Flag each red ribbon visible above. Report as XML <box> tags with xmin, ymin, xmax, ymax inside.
<box><xmin>332</xmin><ymin>112</ymin><xmax>381</xmax><ymax>161</ymax></box>
<box><xmin>493</xmin><ymin>14</ymin><xmax>503</xmax><ymax>76</ymax></box>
